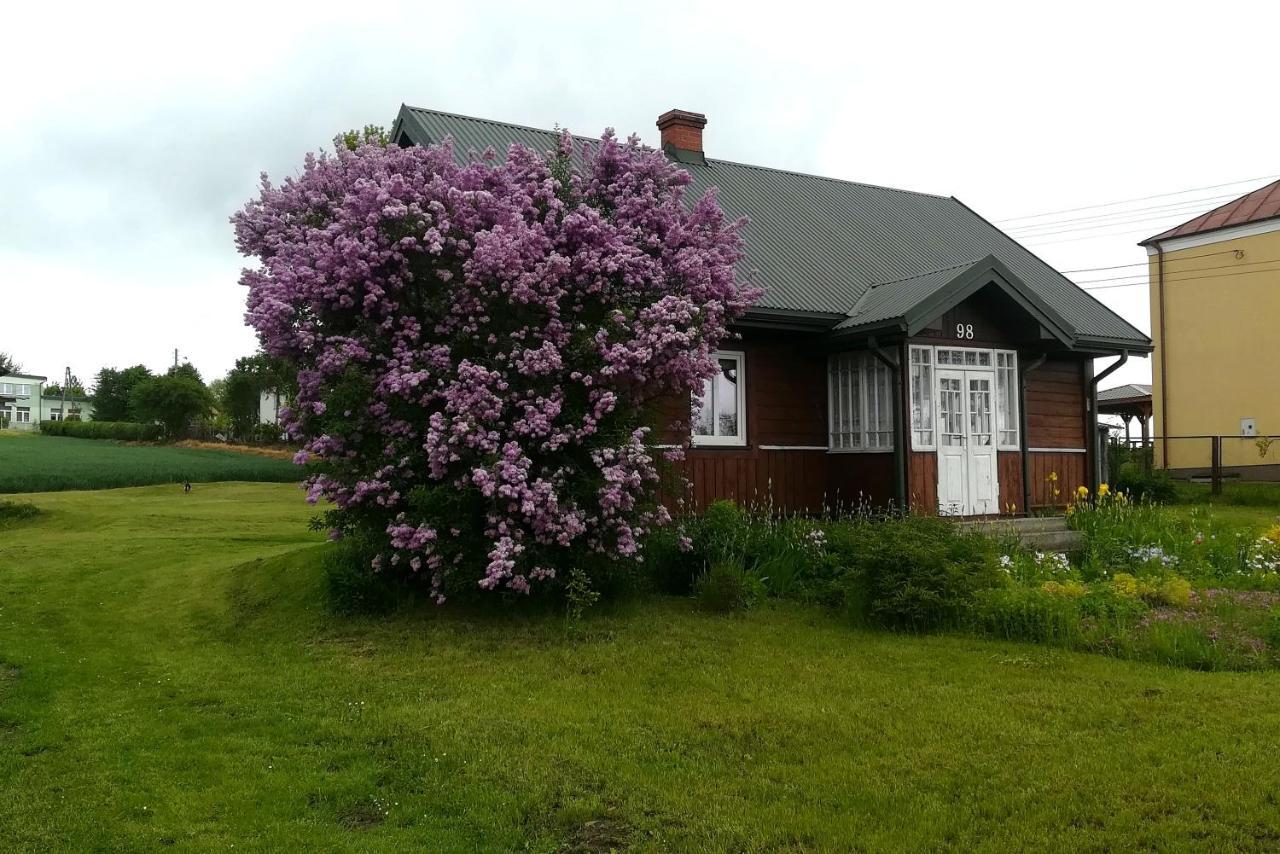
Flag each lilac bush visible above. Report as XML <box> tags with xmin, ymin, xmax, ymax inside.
<box><xmin>233</xmin><ymin>129</ymin><xmax>758</xmax><ymax>599</ymax></box>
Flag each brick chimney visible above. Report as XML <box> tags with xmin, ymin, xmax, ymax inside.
<box><xmin>657</xmin><ymin>109</ymin><xmax>707</xmax><ymax>153</ymax></box>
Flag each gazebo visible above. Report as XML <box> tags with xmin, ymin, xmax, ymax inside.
<box><xmin>1098</xmin><ymin>383</ymin><xmax>1153</xmax><ymax>447</ymax></box>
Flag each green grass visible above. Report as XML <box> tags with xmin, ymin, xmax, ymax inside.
<box><xmin>4</xmin><ymin>485</ymin><xmax>1280</xmax><ymax>849</ymax></box>
<box><xmin>0</xmin><ymin>432</ymin><xmax>299</xmax><ymax>493</ymax></box>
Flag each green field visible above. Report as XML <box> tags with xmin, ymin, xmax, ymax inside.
<box><xmin>0</xmin><ymin>432</ymin><xmax>299</xmax><ymax>493</ymax></box>
<box><xmin>3</xmin><ymin>483</ymin><xmax>1280</xmax><ymax>850</ymax></box>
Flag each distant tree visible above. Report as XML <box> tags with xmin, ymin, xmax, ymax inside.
<box><xmin>0</xmin><ymin>353</ymin><xmax>20</xmax><ymax>375</ymax></box>
<box><xmin>130</xmin><ymin>373</ymin><xmax>214</xmax><ymax>438</ymax></box>
<box><xmin>220</xmin><ymin>353</ymin><xmax>290</xmax><ymax>439</ymax></box>
<box><xmin>92</xmin><ymin>365</ymin><xmax>153</xmax><ymax>421</ymax></box>
<box><xmin>45</xmin><ymin>375</ymin><xmax>87</xmax><ymax>398</ymax></box>
<box><xmin>167</xmin><ymin>362</ymin><xmax>204</xmax><ymax>383</ymax></box>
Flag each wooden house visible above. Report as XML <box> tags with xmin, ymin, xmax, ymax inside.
<box><xmin>390</xmin><ymin>106</ymin><xmax>1151</xmax><ymax>515</ymax></box>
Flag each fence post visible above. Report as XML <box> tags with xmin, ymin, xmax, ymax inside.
<box><xmin>1211</xmin><ymin>435</ymin><xmax>1222</xmax><ymax>496</ymax></box>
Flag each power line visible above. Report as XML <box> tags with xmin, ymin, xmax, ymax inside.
<box><xmin>1007</xmin><ymin>203</ymin><xmax>1252</xmax><ymax>240</ymax></box>
<box><xmin>1020</xmin><ymin>224</ymin><xmax>1170</xmax><ymax>247</ymax></box>
<box><xmin>1079</xmin><ymin>263</ymin><xmax>1280</xmax><ymax>291</ymax></box>
<box><xmin>995</xmin><ymin>174</ymin><xmax>1279</xmax><ymax>223</ymax></box>
<box><xmin>1006</xmin><ymin>194</ymin><xmax>1242</xmax><ymax>237</ymax></box>
<box><xmin>1005</xmin><ymin>191</ymin><xmax>1243</xmax><ymax>233</ymax></box>
<box><xmin>1073</xmin><ymin>255</ymin><xmax>1277</xmax><ymax>285</ymax></box>
<box><xmin>1060</xmin><ymin>246</ymin><xmax>1242</xmax><ymax>274</ymax></box>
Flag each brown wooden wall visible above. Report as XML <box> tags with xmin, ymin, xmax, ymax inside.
<box><xmin>658</xmin><ymin>296</ymin><xmax>1095</xmax><ymax>516</ymax></box>
<box><xmin>661</xmin><ymin>329</ymin><xmax>897</xmax><ymax>514</ymax></box>
<box><xmin>1025</xmin><ymin>356</ymin><xmax>1087</xmax><ymax>450</ymax></box>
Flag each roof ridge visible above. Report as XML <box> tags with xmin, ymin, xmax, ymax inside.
<box><xmin>402</xmin><ymin>104</ymin><xmax>950</xmax><ymax>201</ymax></box>
<box><xmin>868</xmin><ymin>258</ymin><xmax>982</xmax><ymax>290</ymax></box>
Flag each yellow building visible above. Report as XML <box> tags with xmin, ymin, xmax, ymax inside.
<box><xmin>1141</xmin><ymin>179</ymin><xmax>1280</xmax><ymax>475</ymax></box>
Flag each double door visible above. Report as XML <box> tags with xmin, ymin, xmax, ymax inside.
<box><xmin>936</xmin><ymin>368</ymin><xmax>999</xmax><ymax>516</ymax></box>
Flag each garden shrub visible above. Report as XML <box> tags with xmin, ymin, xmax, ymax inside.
<box><xmin>323</xmin><ymin>538</ymin><xmax>406</xmax><ymax>616</ymax></box>
<box><xmin>40</xmin><ymin>420</ymin><xmax>164</xmax><ymax>441</ymax></box>
<box><xmin>694</xmin><ymin>559</ymin><xmax>763</xmax><ymax>613</ymax></box>
<box><xmin>234</xmin><ymin>127</ymin><xmax>757</xmax><ymax>601</ymax></box>
<box><xmin>1112</xmin><ymin>462</ymin><xmax>1177</xmax><ymax>504</ymax></box>
<box><xmin>836</xmin><ymin>516</ymin><xmax>1001</xmax><ymax>631</ymax></box>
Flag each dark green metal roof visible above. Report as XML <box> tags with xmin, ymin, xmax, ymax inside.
<box><xmin>392</xmin><ymin>105</ymin><xmax>1151</xmax><ymax>352</ymax></box>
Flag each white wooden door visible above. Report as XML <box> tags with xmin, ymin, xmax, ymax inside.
<box><xmin>965</xmin><ymin>372</ymin><xmax>999</xmax><ymax>515</ymax></box>
<box><xmin>936</xmin><ymin>370</ymin><xmax>968</xmax><ymax>515</ymax></box>
<box><xmin>935</xmin><ymin>367</ymin><xmax>1001</xmax><ymax>516</ymax></box>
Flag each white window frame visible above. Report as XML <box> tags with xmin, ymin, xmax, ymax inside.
<box><xmin>691</xmin><ymin>350</ymin><xmax>747</xmax><ymax>447</ymax></box>
<box><xmin>909</xmin><ymin>345</ymin><xmax>936</xmax><ymax>450</ymax></box>
<box><xmin>907</xmin><ymin>345</ymin><xmax>1020</xmax><ymax>452</ymax></box>
<box><xmin>827</xmin><ymin>351</ymin><xmax>895</xmax><ymax>453</ymax></box>
<box><xmin>995</xmin><ymin>349</ymin><xmax>1020</xmax><ymax>451</ymax></box>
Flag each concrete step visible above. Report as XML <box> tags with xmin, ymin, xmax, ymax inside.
<box><xmin>1015</xmin><ymin>530</ymin><xmax>1084</xmax><ymax>552</ymax></box>
<box><xmin>961</xmin><ymin>516</ymin><xmax>1071</xmax><ymax>535</ymax></box>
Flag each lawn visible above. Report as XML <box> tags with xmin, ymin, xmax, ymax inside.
<box><xmin>3</xmin><ymin>485</ymin><xmax>1280</xmax><ymax>850</ymax></box>
<box><xmin>0</xmin><ymin>431</ymin><xmax>300</xmax><ymax>493</ymax></box>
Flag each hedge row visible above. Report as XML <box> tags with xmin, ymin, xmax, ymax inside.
<box><xmin>39</xmin><ymin>420</ymin><xmax>164</xmax><ymax>441</ymax></box>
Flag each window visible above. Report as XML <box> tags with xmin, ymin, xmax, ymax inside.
<box><xmin>15</xmin><ymin>408</ymin><xmax>30</xmax><ymax>424</ymax></box>
<box><xmin>49</xmin><ymin>408</ymin><xmax>62</xmax><ymax>421</ymax></box>
<box><xmin>910</xmin><ymin>346</ymin><xmax>1019</xmax><ymax>451</ymax></box>
<box><xmin>909</xmin><ymin>346</ymin><xmax>934</xmax><ymax>448</ymax></box>
<box><xmin>0</xmin><ymin>383</ymin><xmax>31</xmax><ymax>396</ymax></box>
<box><xmin>996</xmin><ymin>350</ymin><xmax>1019</xmax><ymax>449</ymax></box>
<box><xmin>828</xmin><ymin>351</ymin><xmax>895</xmax><ymax>451</ymax></box>
<box><xmin>692</xmin><ymin>351</ymin><xmax>746</xmax><ymax>446</ymax></box>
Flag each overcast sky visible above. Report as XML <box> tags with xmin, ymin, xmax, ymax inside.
<box><xmin>5</xmin><ymin>0</ymin><xmax>1279</xmax><ymax>390</ymax></box>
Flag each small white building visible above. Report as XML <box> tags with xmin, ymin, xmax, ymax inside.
<box><xmin>0</xmin><ymin>373</ymin><xmax>46</xmax><ymax>429</ymax></box>
<box><xmin>259</xmin><ymin>390</ymin><xmax>283</xmax><ymax>425</ymax></box>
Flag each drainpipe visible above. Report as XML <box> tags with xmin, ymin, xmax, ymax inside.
<box><xmin>1089</xmin><ymin>351</ymin><xmax>1130</xmax><ymax>492</ymax></box>
<box><xmin>1154</xmin><ymin>241</ymin><xmax>1169</xmax><ymax>468</ymax></box>
<box><xmin>869</xmin><ymin>336</ymin><xmax>907</xmax><ymax>511</ymax></box>
<box><xmin>1020</xmin><ymin>353</ymin><xmax>1048</xmax><ymax>516</ymax></box>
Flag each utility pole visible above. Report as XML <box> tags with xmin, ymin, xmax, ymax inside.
<box><xmin>61</xmin><ymin>366</ymin><xmax>69</xmax><ymax>422</ymax></box>
<box><xmin>174</xmin><ymin>348</ymin><xmax>179</xmax><ymax>369</ymax></box>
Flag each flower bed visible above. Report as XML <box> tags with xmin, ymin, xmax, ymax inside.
<box><xmin>650</xmin><ymin>490</ymin><xmax>1280</xmax><ymax>671</ymax></box>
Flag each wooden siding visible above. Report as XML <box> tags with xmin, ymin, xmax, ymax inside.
<box><xmin>998</xmin><ymin>451</ymin><xmax>1023</xmax><ymax>514</ymax></box>
<box><xmin>1027</xmin><ymin>451</ymin><xmax>1087</xmax><ymax>509</ymax></box>
<box><xmin>656</xmin><ymin>286</ymin><xmax>1095</xmax><ymax>516</ymax></box>
<box><xmin>1024</xmin><ymin>357</ymin><xmax>1087</xmax><ymax>449</ymax></box>
<box><xmin>908</xmin><ymin>451</ymin><xmax>937</xmax><ymax>514</ymax></box>
<box><xmin>827</xmin><ymin>452</ymin><xmax>895</xmax><ymax>510</ymax></box>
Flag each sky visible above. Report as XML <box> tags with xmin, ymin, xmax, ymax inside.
<box><xmin>4</xmin><ymin>0</ymin><xmax>1280</xmax><ymax>390</ymax></box>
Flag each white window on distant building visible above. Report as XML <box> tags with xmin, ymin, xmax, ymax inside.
<box><xmin>692</xmin><ymin>351</ymin><xmax>746</xmax><ymax>446</ymax></box>
<box><xmin>15</xmin><ymin>408</ymin><xmax>31</xmax><ymax>423</ymax></box>
<box><xmin>49</xmin><ymin>408</ymin><xmax>62</xmax><ymax>421</ymax></box>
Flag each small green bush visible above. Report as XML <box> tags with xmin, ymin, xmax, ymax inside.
<box><xmin>1113</xmin><ymin>462</ymin><xmax>1177</xmax><ymax>504</ymax></box>
<box><xmin>695</xmin><ymin>559</ymin><xmax>763</xmax><ymax>613</ymax></box>
<box><xmin>40</xmin><ymin>420</ymin><xmax>163</xmax><ymax>441</ymax></box>
<box><xmin>836</xmin><ymin>516</ymin><xmax>1002</xmax><ymax>631</ymax></box>
<box><xmin>0</xmin><ymin>499</ymin><xmax>40</xmax><ymax>528</ymax></box>
<box><xmin>323</xmin><ymin>541</ymin><xmax>404</xmax><ymax>616</ymax></box>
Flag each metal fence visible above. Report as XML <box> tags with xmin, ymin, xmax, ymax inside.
<box><xmin>1101</xmin><ymin>432</ymin><xmax>1280</xmax><ymax>493</ymax></box>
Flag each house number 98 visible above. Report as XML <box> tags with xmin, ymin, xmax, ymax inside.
<box><xmin>955</xmin><ymin>323</ymin><xmax>974</xmax><ymax>339</ymax></box>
